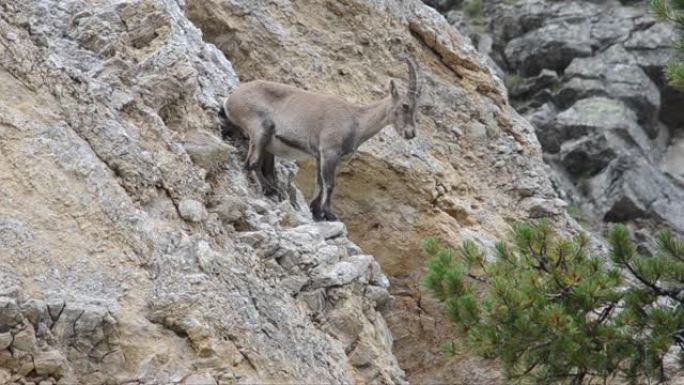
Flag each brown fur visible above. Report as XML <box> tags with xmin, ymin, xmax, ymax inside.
<box><xmin>222</xmin><ymin>59</ymin><xmax>421</xmax><ymax>221</ymax></box>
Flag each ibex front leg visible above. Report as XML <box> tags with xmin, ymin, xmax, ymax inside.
<box><xmin>310</xmin><ymin>150</ymin><xmax>339</xmax><ymax>221</ymax></box>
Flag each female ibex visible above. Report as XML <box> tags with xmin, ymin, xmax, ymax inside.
<box><xmin>220</xmin><ymin>58</ymin><xmax>421</xmax><ymax>221</ymax></box>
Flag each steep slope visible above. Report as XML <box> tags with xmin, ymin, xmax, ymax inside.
<box><xmin>0</xmin><ymin>0</ymin><xmax>404</xmax><ymax>383</ymax></box>
<box><xmin>185</xmin><ymin>0</ymin><xmax>577</xmax><ymax>382</ymax></box>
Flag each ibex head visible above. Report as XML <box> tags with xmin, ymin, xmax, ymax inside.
<box><xmin>389</xmin><ymin>57</ymin><xmax>421</xmax><ymax>140</ymax></box>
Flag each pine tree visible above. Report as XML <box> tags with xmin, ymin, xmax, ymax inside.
<box><xmin>424</xmin><ymin>221</ymin><xmax>684</xmax><ymax>384</ymax></box>
<box><xmin>651</xmin><ymin>0</ymin><xmax>684</xmax><ymax>89</ymax></box>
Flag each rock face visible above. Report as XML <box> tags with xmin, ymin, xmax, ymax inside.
<box><xmin>0</xmin><ymin>0</ymin><xmax>581</xmax><ymax>383</ymax></box>
<box><xmin>0</xmin><ymin>0</ymin><xmax>405</xmax><ymax>383</ymax></box>
<box><xmin>186</xmin><ymin>0</ymin><xmax>575</xmax><ymax>383</ymax></box>
<box><xmin>505</xmin><ymin>0</ymin><xmax>684</xmax><ymax>236</ymax></box>
<box><xmin>435</xmin><ymin>0</ymin><xmax>684</xmax><ymax>238</ymax></box>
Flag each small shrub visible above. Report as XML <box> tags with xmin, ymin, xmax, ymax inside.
<box><xmin>424</xmin><ymin>220</ymin><xmax>684</xmax><ymax>384</ymax></box>
<box><xmin>506</xmin><ymin>73</ymin><xmax>524</xmax><ymax>89</ymax></box>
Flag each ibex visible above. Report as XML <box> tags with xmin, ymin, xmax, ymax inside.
<box><xmin>220</xmin><ymin>58</ymin><xmax>422</xmax><ymax>221</ymax></box>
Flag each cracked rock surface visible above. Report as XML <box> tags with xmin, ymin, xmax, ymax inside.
<box><xmin>185</xmin><ymin>0</ymin><xmax>580</xmax><ymax>383</ymax></box>
<box><xmin>435</xmin><ymin>0</ymin><xmax>684</xmax><ymax>240</ymax></box>
<box><xmin>1</xmin><ymin>0</ymin><xmax>585</xmax><ymax>382</ymax></box>
<box><xmin>495</xmin><ymin>0</ymin><xmax>684</xmax><ymax>237</ymax></box>
<box><xmin>0</xmin><ymin>0</ymin><xmax>405</xmax><ymax>383</ymax></box>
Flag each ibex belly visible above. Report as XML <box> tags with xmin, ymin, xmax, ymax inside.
<box><xmin>267</xmin><ymin>136</ymin><xmax>311</xmax><ymax>161</ymax></box>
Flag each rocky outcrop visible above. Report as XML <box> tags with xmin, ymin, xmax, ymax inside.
<box><xmin>0</xmin><ymin>0</ymin><xmax>585</xmax><ymax>382</ymax></box>
<box><xmin>503</xmin><ymin>0</ymin><xmax>684</xmax><ymax>236</ymax></box>
<box><xmin>185</xmin><ymin>0</ymin><xmax>576</xmax><ymax>383</ymax></box>
<box><xmin>436</xmin><ymin>0</ymin><xmax>684</xmax><ymax>238</ymax></box>
<box><xmin>0</xmin><ymin>0</ymin><xmax>405</xmax><ymax>383</ymax></box>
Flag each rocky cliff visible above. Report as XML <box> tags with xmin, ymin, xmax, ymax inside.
<box><xmin>436</xmin><ymin>0</ymin><xmax>684</xmax><ymax>245</ymax></box>
<box><xmin>0</xmin><ymin>0</ymin><xmax>577</xmax><ymax>384</ymax></box>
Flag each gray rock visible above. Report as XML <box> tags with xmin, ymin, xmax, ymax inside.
<box><xmin>661</xmin><ymin>133</ymin><xmax>684</xmax><ymax>185</ymax></box>
<box><xmin>21</xmin><ymin>299</ymin><xmax>50</xmax><ymax>327</ymax></box>
<box><xmin>509</xmin><ymin>69</ymin><xmax>559</xmax><ymax>99</ymax></box>
<box><xmin>298</xmin><ymin>289</ymin><xmax>327</xmax><ymax>314</ymax></box>
<box><xmin>0</xmin><ymin>332</ymin><xmax>12</xmax><ymax>350</ymax></box>
<box><xmin>560</xmin><ymin>134</ymin><xmax>617</xmax><ymax>177</ymax></box>
<box><xmin>505</xmin><ymin>22</ymin><xmax>594</xmax><ymax>76</ymax></box>
<box><xmin>182</xmin><ymin>130</ymin><xmax>234</xmax><ymax>176</ymax></box>
<box><xmin>315</xmin><ymin>221</ymin><xmax>347</xmax><ymax>240</ymax></box>
<box><xmin>34</xmin><ymin>350</ymin><xmax>66</xmax><ymax>377</ymax></box>
<box><xmin>12</xmin><ymin>325</ymin><xmax>37</xmax><ymax>353</ymax></box>
<box><xmin>365</xmin><ymin>286</ymin><xmax>392</xmax><ymax>312</ymax></box>
<box><xmin>624</xmin><ymin>22</ymin><xmax>678</xmax><ymax>76</ymax></box>
<box><xmin>0</xmin><ymin>369</ymin><xmax>9</xmax><ymax>384</ymax></box>
<box><xmin>560</xmin><ymin>47</ymin><xmax>660</xmax><ymax>131</ymax></box>
<box><xmin>487</xmin><ymin>0</ymin><xmax>683</xmax><ymax>242</ymax></box>
<box><xmin>0</xmin><ymin>297</ymin><xmax>21</xmax><ymax>333</ymax></box>
<box><xmin>588</xmin><ymin>157</ymin><xmax>684</xmax><ymax>232</ymax></box>
<box><xmin>310</xmin><ymin>255</ymin><xmax>374</xmax><ymax>288</ymax></box>
<box><xmin>179</xmin><ymin>199</ymin><xmax>208</xmax><ymax>223</ymax></box>
<box><xmin>209</xmin><ymin>195</ymin><xmax>248</xmax><ymax>224</ymax></box>
<box><xmin>541</xmin><ymin>97</ymin><xmax>646</xmax><ymax>154</ymax></box>
<box><xmin>182</xmin><ymin>372</ymin><xmax>217</xmax><ymax>385</ymax></box>
<box><xmin>521</xmin><ymin>197</ymin><xmax>567</xmax><ymax>217</ymax></box>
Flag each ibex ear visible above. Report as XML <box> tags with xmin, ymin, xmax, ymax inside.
<box><xmin>389</xmin><ymin>80</ymin><xmax>400</xmax><ymax>100</ymax></box>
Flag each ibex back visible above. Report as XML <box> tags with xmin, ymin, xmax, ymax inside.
<box><xmin>220</xmin><ymin>58</ymin><xmax>422</xmax><ymax>221</ymax></box>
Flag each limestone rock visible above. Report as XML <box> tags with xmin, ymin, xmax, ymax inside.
<box><xmin>11</xmin><ymin>325</ymin><xmax>37</xmax><ymax>353</ymax></box>
<box><xmin>183</xmin><ymin>372</ymin><xmax>216</xmax><ymax>385</ymax></box>
<box><xmin>179</xmin><ymin>199</ymin><xmax>208</xmax><ymax>223</ymax></box>
<box><xmin>481</xmin><ymin>0</ymin><xmax>684</xmax><ymax>243</ymax></box>
<box><xmin>0</xmin><ymin>333</ymin><xmax>12</xmax><ymax>351</ymax></box>
<box><xmin>34</xmin><ymin>350</ymin><xmax>66</xmax><ymax>377</ymax></box>
<box><xmin>182</xmin><ymin>130</ymin><xmax>234</xmax><ymax>176</ymax></box>
<box><xmin>559</xmin><ymin>135</ymin><xmax>617</xmax><ymax>176</ymax></box>
<box><xmin>0</xmin><ymin>0</ymin><xmax>593</xmax><ymax>383</ymax></box>
<box><xmin>504</xmin><ymin>22</ymin><xmax>594</xmax><ymax>76</ymax></box>
<box><xmin>588</xmin><ymin>157</ymin><xmax>684</xmax><ymax>232</ymax></box>
<box><xmin>0</xmin><ymin>298</ymin><xmax>21</xmax><ymax>333</ymax></box>
<box><xmin>185</xmin><ymin>0</ymin><xmax>573</xmax><ymax>383</ymax></box>
<box><xmin>310</xmin><ymin>255</ymin><xmax>375</xmax><ymax>288</ymax></box>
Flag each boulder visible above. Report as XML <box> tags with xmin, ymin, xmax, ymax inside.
<box><xmin>179</xmin><ymin>199</ymin><xmax>208</xmax><ymax>223</ymax></box>
<box><xmin>504</xmin><ymin>22</ymin><xmax>595</xmax><ymax>76</ymax></box>
<box><xmin>540</xmin><ymin>97</ymin><xmax>646</xmax><ymax>154</ymax></box>
<box><xmin>560</xmin><ymin>46</ymin><xmax>661</xmax><ymax>132</ymax></box>
<box><xmin>0</xmin><ymin>298</ymin><xmax>21</xmax><ymax>333</ymax></box>
<box><xmin>560</xmin><ymin>135</ymin><xmax>617</xmax><ymax>177</ymax></box>
<box><xmin>588</xmin><ymin>156</ymin><xmax>684</xmax><ymax>232</ymax></box>
<box><xmin>34</xmin><ymin>350</ymin><xmax>67</xmax><ymax>377</ymax></box>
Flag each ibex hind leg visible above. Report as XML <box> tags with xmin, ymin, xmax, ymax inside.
<box><xmin>244</xmin><ymin>118</ymin><xmax>283</xmax><ymax>199</ymax></box>
<box><xmin>311</xmin><ymin>150</ymin><xmax>340</xmax><ymax>222</ymax></box>
<box><xmin>310</xmin><ymin>154</ymin><xmax>326</xmax><ymax>221</ymax></box>
<box><xmin>320</xmin><ymin>151</ymin><xmax>340</xmax><ymax>221</ymax></box>
<box><xmin>261</xmin><ymin>153</ymin><xmax>286</xmax><ymax>200</ymax></box>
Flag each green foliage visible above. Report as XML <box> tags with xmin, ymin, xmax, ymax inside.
<box><xmin>424</xmin><ymin>221</ymin><xmax>684</xmax><ymax>384</ymax></box>
<box><xmin>651</xmin><ymin>0</ymin><xmax>684</xmax><ymax>90</ymax></box>
<box><xmin>463</xmin><ymin>0</ymin><xmax>483</xmax><ymax>18</ymax></box>
<box><xmin>506</xmin><ymin>73</ymin><xmax>524</xmax><ymax>89</ymax></box>
<box><xmin>566</xmin><ymin>205</ymin><xmax>588</xmax><ymax>226</ymax></box>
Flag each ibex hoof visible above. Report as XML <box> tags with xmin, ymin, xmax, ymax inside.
<box><xmin>311</xmin><ymin>208</ymin><xmax>325</xmax><ymax>222</ymax></box>
<box><xmin>323</xmin><ymin>211</ymin><xmax>338</xmax><ymax>221</ymax></box>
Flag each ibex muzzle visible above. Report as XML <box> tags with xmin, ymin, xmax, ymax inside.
<box><xmin>220</xmin><ymin>58</ymin><xmax>422</xmax><ymax>221</ymax></box>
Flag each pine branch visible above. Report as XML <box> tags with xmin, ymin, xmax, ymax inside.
<box><xmin>622</xmin><ymin>260</ymin><xmax>684</xmax><ymax>304</ymax></box>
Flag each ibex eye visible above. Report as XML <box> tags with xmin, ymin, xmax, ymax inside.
<box><xmin>402</xmin><ymin>103</ymin><xmax>410</xmax><ymax>110</ymax></box>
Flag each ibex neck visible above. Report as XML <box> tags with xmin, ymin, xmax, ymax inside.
<box><xmin>357</xmin><ymin>96</ymin><xmax>392</xmax><ymax>144</ymax></box>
